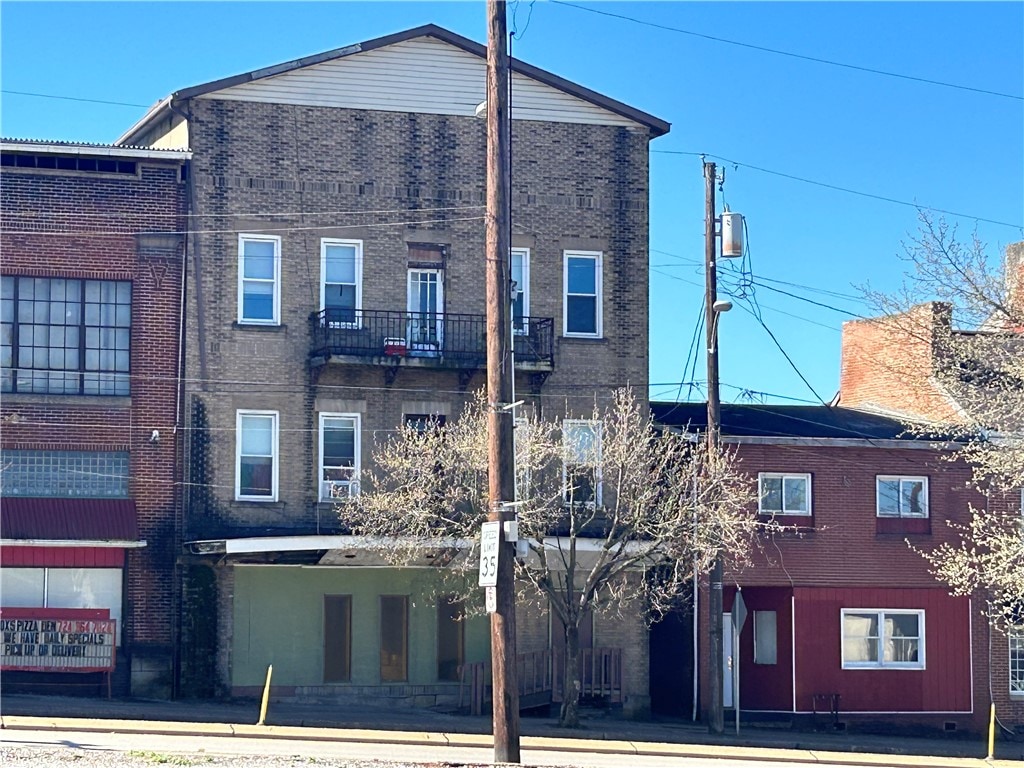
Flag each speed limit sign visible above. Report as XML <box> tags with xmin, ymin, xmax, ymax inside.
<box><xmin>478</xmin><ymin>521</ymin><xmax>500</xmax><ymax>587</ymax></box>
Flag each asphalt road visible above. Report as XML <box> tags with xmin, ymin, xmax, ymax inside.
<box><xmin>0</xmin><ymin>726</ymin><xmax>964</xmax><ymax>768</ymax></box>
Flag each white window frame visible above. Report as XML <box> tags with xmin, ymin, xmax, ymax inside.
<box><xmin>840</xmin><ymin>608</ymin><xmax>926</xmax><ymax>670</ymax></box>
<box><xmin>753</xmin><ymin>610</ymin><xmax>778</xmax><ymax>665</ymax></box>
<box><xmin>1011</xmin><ymin>627</ymin><xmax>1024</xmax><ymax>698</ymax></box>
<box><xmin>562</xmin><ymin>419</ymin><xmax>602</xmax><ymax>506</ymax></box>
<box><xmin>757</xmin><ymin>472</ymin><xmax>812</xmax><ymax>516</ymax></box>
<box><xmin>876</xmin><ymin>475</ymin><xmax>929</xmax><ymax>519</ymax></box>
<box><xmin>320</xmin><ymin>238</ymin><xmax>363</xmax><ymax>329</ymax></box>
<box><xmin>237</xmin><ymin>234</ymin><xmax>282</xmax><ymax>325</ymax></box>
<box><xmin>563</xmin><ymin>250</ymin><xmax>603</xmax><ymax>338</ymax></box>
<box><xmin>318</xmin><ymin>412</ymin><xmax>361</xmax><ymax>502</ymax></box>
<box><xmin>511</xmin><ymin>247</ymin><xmax>530</xmax><ymax>335</ymax></box>
<box><xmin>235</xmin><ymin>410</ymin><xmax>279</xmax><ymax>501</ymax></box>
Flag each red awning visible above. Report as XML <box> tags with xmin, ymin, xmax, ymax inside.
<box><xmin>0</xmin><ymin>498</ymin><xmax>141</xmax><ymax>544</ymax></box>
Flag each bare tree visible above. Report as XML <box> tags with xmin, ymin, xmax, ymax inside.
<box><xmin>858</xmin><ymin>212</ymin><xmax>1024</xmax><ymax>627</ymax></box>
<box><xmin>342</xmin><ymin>388</ymin><xmax>760</xmax><ymax>727</ymax></box>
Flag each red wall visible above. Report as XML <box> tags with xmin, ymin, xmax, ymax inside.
<box><xmin>793</xmin><ymin>587</ymin><xmax>972</xmax><ymax>713</ymax></box>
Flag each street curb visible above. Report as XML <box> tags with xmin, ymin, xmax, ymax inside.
<box><xmin>0</xmin><ymin>715</ymin><xmax>1012</xmax><ymax>768</ymax></box>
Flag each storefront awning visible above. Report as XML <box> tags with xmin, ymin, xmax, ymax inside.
<box><xmin>0</xmin><ymin>498</ymin><xmax>146</xmax><ymax>548</ymax></box>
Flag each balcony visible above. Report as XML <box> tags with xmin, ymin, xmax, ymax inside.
<box><xmin>309</xmin><ymin>309</ymin><xmax>554</xmax><ymax>375</ymax></box>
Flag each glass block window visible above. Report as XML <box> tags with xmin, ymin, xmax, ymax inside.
<box><xmin>0</xmin><ymin>450</ymin><xmax>129</xmax><ymax>497</ymax></box>
<box><xmin>1</xmin><ymin>276</ymin><xmax>131</xmax><ymax>395</ymax></box>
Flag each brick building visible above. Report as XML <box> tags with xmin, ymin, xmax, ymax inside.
<box><xmin>651</xmin><ymin>403</ymin><xmax>991</xmax><ymax>733</ymax></box>
<box><xmin>115</xmin><ymin>25</ymin><xmax>667</xmax><ymax>710</ymax></box>
<box><xmin>0</xmin><ymin>139</ymin><xmax>189</xmax><ymax>696</ymax></box>
<box><xmin>838</xmin><ymin>271</ymin><xmax>1024</xmax><ymax>732</ymax></box>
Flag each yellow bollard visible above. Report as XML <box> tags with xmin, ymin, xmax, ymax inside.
<box><xmin>257</xmin><ymin>664</ymin><xmax>273</xmax><ymax>726</ymax></box>
<box><xmin>987</xmin><ymin>702</ymin><xmax>995</xmax><ymax>760</ymax></box>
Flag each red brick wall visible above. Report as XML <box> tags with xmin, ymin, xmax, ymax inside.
<box><xmin>1</xmin><ymin>157</ymin><xmax>187</xmax><ymax>666</ymax></box>
<box><xmin>840</xmin><ymin>303</ymin><xmax>961</xmax><ymax>422</ymax></box>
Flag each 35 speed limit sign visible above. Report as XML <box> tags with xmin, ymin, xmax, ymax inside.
<box><xmin>478</xmin><ymin>521</ymin><xmax>501</xmax><ymax>587</ymax></box>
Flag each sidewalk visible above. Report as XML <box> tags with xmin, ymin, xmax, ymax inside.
<box><xmin>1</xmin><ymin>693</ymin><xmax>1020</xmax><ymax>765</ymax></box>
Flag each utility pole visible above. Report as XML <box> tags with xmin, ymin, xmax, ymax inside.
<box><xmin>485</xmin><ymin>0</ymin><xmax>521</xmax><ymax>762</ymax></box>
<box><xmin>704</xmin><ymin>160</ymin><xmax>725</xmax><ymax>735</ymax></box>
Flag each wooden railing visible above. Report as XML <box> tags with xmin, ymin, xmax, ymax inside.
<box><xmin>459</xmin><ymin>649</ymin><xmax>554</xmax><ymax>716</ymax></box>
<box><xmin>553</xmin><ymin>647</ymin><xmax>623</xmax><ymax>703</ymax></box>
<box><xmin>459</xmin><ymin>647</ymin><xmax>623</xmax><ymax>714</ymax></box>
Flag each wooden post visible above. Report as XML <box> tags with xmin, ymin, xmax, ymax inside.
<box><xmin>485</xmin><ymin>0</ymin><xmax>521</xmax><ymax>762</ymax></box>
<box><xmin>704</xmin><ymin>161</ymin><xmax>725</xmax><ymax>734</ymax></box>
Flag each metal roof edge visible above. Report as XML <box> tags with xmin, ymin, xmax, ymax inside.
<box><xmin>0</xmin><ymin>539</ymin><xmax>148</xmax><ymax>548</ymax></box>
<box><xmin>1</xmin><ymin>140</ymin><xmax>190</xmax><ymax>161</ymax></box>
<box><xmin>721</xmin><ymin>436</ymin><xmax>957</xmax><ymax>450</ymax></box>
<box><xmin>115</xmin><ymin>96</ymin><xmax>173</xmax><ymax>147</ymax></box>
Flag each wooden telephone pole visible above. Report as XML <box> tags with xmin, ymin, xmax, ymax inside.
<box><xmin>485</xmin><ymin>0</ymin><xmax>521</xmax><ymax>762</ymax></box>
<box><xmin>704</xmin><ymin>160</ymin><xmax>725</xmax><ymax>735</ymax></box>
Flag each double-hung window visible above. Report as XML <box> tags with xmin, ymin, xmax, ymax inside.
<box><xmin>1</xmin><ymin>276</ymin><xmax>131</xmax><ymax>395</ymax></box>
<box><xmin>563</xmin><ymin>251</ymin><xmax>602</xmax><ymax>337</ymax></box>
<box><xmin>563</xmin><ymin>419</ymin><xmax>602</xmax><ymax>506</ymax></box>
<box><xmin>238</xmin><ymin>234</ymin><xmax>281</xmax><ymax>324</ymax></box>
<box><xmin>1011</xmin><ymin>629</ymin><xmax>1023</xmax><ymax>697</ymax></box>
<box><xmin>758</xmin><ymin>473</ymin><xmax>811</xmax><ymax>516</ymax></box>
<box><xmin>236</xmin><ymin>410</ymin><xmax>278</xmax><ymax>500</ymax></box>
<box><xmin>841</xmin><ymin>609</ymin><xmax>925</xmax><ymax>669</ymax></box>
<box><xmin>321</xmin><ymin>239</ymin><xmax>362</xmax><ymax>328</ymax></box>
<box><xmin>511</xmin><ymin>248</ymin><xmax>530</xmax><ymax>334</ymax></box>
<box><xmin>319</xmin><ymin>413</ymin><xmax>360</xmax><ymax>501</ymax></box>
<box><xmin>877</xmin><ymin>476</ymin><xmax>928</xmax><ymax>518</ymax></box>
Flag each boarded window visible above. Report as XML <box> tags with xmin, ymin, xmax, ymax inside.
<box><xmin>437</xmin><ymin>596</ymin><xmax>465</xmax><ymax>682</ymax></box>
<box><xmin>380</xmin><ymin>595</ymin><xmax>409</xmax><ymax>682</ymax></box>
<box><xmin>323</xmin><ymin>595</ymin><xmax>352</xmax><ymax>682</ymax></box>
<box><xmin>753</xmin><ymin>610</ymin><xmax>777</xmax><ymax>665</ymax></box>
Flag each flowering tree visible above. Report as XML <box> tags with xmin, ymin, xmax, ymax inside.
<box><xmin>860</xmin><ymin>213</ymin><xmax>1024</xmax><ymax>627</ymax></box>
<box><xmin>342</xmin><ymin>388</ymin><xmax>760</xmax><ymax>727</ymax></box>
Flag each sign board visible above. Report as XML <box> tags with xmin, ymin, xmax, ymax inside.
<box><xmin>478</xmin><ymin>521</ymin><xmax>501</xmax><ymax>587</ymax></box>
<box><xmin>1</xmin><ymin>608</ymin><xmax>116</xmax><ymax>673</ymax></box>
<box><xmin>732</xmin><ymin>590</ymin><xmax>748</xmax><ymax>634</ymax></box>
<box><xmin>485</xmin><ymin>586</ymin><xmax>497</xmax><ymax>614</ymax></box>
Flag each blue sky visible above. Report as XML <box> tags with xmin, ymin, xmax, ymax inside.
<box><xmin>2</xmin><ymin>2</ymin><xmax>1021</xmax><ymax>404</ymax></box>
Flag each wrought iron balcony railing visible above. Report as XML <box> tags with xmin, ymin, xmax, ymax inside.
<box><xmin>310</xmin><ymin>309</ymin><xmax>554</xmax><ymax>369</ymax></box>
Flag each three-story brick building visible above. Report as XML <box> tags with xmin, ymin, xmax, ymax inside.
<box><xmin>0</xmin><ymin>139</ymin><xmax>189</xmax><ymax>697</ymax></box>
<box><xmin>117</xmin><ymin>25</ymin><xmax>667</xmax><ymax>710</ymax></box>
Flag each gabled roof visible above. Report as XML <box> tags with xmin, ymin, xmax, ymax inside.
<box><xmin>651</xmin><ymin>402</ymin><xmax>958</xmax><ymax>442</ymax></box>
<box><xmin>118</xmin><ymin>24</ymin><xmax>669</xmax><ymax>145</ymax></box>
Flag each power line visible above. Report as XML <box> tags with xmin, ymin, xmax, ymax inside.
<box><xmin>549</xmin><ymin>1</ymin><xmax>1024</xmax><ymax>101</ymax></box>
<box><xmin>1</xmin><ymin>89</ymin><xmax>151</xmax><ymax>108</ymax></box>
<box><xmin>1</xmin><ymin>203</ymin><xmax>486</xmax><ymax>221</ymax></box>
<box><xmin>653</xmin><ymin>150</ymin><xmax>1024</xmax><ymax>230</ymax></box>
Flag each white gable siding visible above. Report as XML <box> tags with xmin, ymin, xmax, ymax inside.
<box><xmin>199</xmin><ymin>37</ymin><xmax>641</xmax><ymax>128</ymax></box>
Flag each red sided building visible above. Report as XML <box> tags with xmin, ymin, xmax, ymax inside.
<box><xmin>651</xmin><ymin>403</ymin><xmax>996</xmax><ymax>733</ymax></box>
<box><xmin>1</xmin><ymin>139</ymin><xmax>189</xmax><ymax>696</ymax></box>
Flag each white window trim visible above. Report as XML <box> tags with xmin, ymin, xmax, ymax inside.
<box><xmin>237</xmin><ymin>233</ymin><xmax>282</xmax><ymax>325</ymax></box>
<box><xmin>562</xmin><ymin>418</ymin><xmax>603</xmax><ymax>506</ymax></box>
<box><xmin>511</xmin><ymin>247</ymin><xmax>530</xmax><ymax>335</ymax></box>
<box><xmin>840</xmin><ymin>608</ymin><xmax>926</xmax><ymax>670</ymax></box>
<box><xmin>235</xmin><ymin>409</ymin><xmax>279</xmax><ymax>501</ymax></box>
<box><xmin>563</xmin><ymin>250</ymin><xmax>603</xmax><ymax>338</ymax></box>
<box><xmin>876</xmin><ymin>475</ymin><xmax>929</xmax><ymax>519</ymax></box>
<box><xmin>320</xmin><ymin>238</ymin><xmax>363</xmax><ymax>329</ymax></box>
<box><xmin>1011</xmin><ymin>627</ymin><xmax>1024</xmax><ymax>699</ymax></box>
<box><xmin>318</xmin><ymin>412</ymin><xmax>361</xmax><ymax>502</ymax></box>
<box><xmin>757</xmin><ymin>472</ymin><xmax>812</xmax><ymax>516</ymax></box>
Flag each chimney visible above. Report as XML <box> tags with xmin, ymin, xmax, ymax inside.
<box><xmin>1004</xmin><ymin>241</ymin><xmax>1024</xmax><ymax>330</ymax></box>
